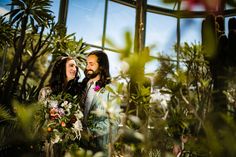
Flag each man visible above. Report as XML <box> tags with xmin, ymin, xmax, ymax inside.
<box><xmin>82</xmin><ymin>50</ymin><xmax>120</xmax><ymax>155</ymax></box>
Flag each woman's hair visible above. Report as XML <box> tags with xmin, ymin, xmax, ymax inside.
<box><xmin>49</xmin><ymin>56</ymin><xmax>79</xmax><ymax>95</ymax></box>
<box><xmin>82</xmin><ymin>50</ymin><xmax>111</xmax><ymax>88</ymax></box>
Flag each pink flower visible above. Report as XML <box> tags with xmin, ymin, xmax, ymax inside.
<box><xmin>185</xmin><ymin>0</ymin><xmax>218</xmax><ymax>11</ymax></box>
<box><xmin>94</xmin><ymin>85</ymin><xmax>101</xmax><ymax>92</ymax></box>
<box><xmin>49</xmin><ymin>108</ymin><xmax>59</xmax><ymax>120</ymax></box>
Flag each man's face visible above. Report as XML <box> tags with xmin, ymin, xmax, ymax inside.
<box><xmin>85</xmin><ymin>54</ymin><xmax>100</xmax><ymax>79</ymax></box>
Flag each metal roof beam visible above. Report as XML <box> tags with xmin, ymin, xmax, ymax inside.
<box><xmin>110</xmin><ymin>0</ymin><xmax>236</xmax><ymax>18</ymax></box>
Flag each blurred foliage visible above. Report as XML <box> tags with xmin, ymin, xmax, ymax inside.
<box><xmin>107</xmin><ymin>31</ymin><xmax>153</xmax><ymax>83</ymax></box>
<box><xmin>106</xmin><ymin>31</ymin><xmax>153</xmax><ymax>156</ymax></box>
<box><xmin>0</xmin><ymin>101</ymin><xmax>43</xmax><ymax>155</ymax></box>
<box><xmin>147</xmin><ymin>42</ymin><xmax>212</xmax><ymax>156</ymax></box>
<box><xmin>152</xmin><ymin>42</ymin><xmax>236</xmax><ymax>157</ymax></box>
<box><xmin>106</xmin><ymin>38</ymin><xmax>236</xmax><ymax>157</ymax></box>
<box><xmin>0</xmin><ymin>16</ymin><xmax>13</xmax><ymax>49</ymax></box>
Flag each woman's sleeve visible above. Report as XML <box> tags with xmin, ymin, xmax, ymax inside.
<box><xmin>38</xmin><ymin>87</ymin><xmax>51</xmax><ymax>101</ymax></box>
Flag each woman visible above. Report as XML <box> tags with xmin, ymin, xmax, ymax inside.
<box><xmin>39</xmin><ymin>56</ymin><xmax>80</xmax><ymax>100</ymax></box>
<box><xmin>38</xmin><ymin>56</ymin><xmax>83</xmax><ymax>157</ymax></box>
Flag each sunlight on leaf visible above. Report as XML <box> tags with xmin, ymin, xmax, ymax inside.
<box><xmin>13</xmin><ymin>101</ymin><xmax>42</xmax><ymax>140</ymax></box>
<box><xmin>0</xmin><ymin>106</ymin><xmax>15</xmax><ymax>122</ymax></box>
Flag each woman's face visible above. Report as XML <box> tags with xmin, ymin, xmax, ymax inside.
<box><xmin>66</xmin><ymin>59</ymin><xmax>77</xmax><ymax>82</ymax></box>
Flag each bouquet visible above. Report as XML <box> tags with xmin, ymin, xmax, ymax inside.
<box><xmin>41</xmin><ymin>93</ymin><xmax>83</xmax><ymax>145</ymax></box>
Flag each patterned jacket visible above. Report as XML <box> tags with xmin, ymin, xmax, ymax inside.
<box><xmin>83</xmin><ymin>83</ymin><xmax>120</xmax><ymax>154</ymax></box>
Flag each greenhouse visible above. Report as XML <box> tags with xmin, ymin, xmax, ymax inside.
<box><xmin>0</xmin><ymin>0</ymin><xmax>236</xmax><ymax>157</ymax></box>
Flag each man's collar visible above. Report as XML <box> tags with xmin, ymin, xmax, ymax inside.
<box><xmin>87</xmin><ymin>80</ymin><xmax>96</xmax><ymax>85</ymax></box>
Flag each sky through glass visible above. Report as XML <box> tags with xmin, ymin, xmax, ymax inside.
<box><xmin>0</xmin><ymin>0</ymin><xmax>210</xmax><ymax>77</ymax></box>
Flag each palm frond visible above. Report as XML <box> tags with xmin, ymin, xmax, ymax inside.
<box><xmin>0</xmin><ymin>106</ymin><xmax>15</xmax><ymax>122</ymax></box>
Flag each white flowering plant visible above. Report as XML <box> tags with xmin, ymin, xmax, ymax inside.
<box><xmin>41</xmin><ymin>93</ymin><xmax>83</xmax><ymax>145</ymax></box>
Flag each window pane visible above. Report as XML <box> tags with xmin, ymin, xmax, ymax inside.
<box><xmin>105</xmin><ymin>50</ymin><xmax>121</xmax><ymax>77</ymax></box>
<box><xmin>146</xmin><ymin>12</ymin><xmax>177</xmax><ymax>57</ymax></box>
<box><xmin>106</xmin><ymin>1</ymin><xmax>135</xmax><ymax>49</ymax></box>
<box><xmin>51</xmin><ymin>0</ymin><xmax>60</xmax><ymax>22</ymax></box>
<box><xmin>145</xmin><ymin>59</ymin><xmax>159</xmax><ymax>74</ymax></box>
<box><xmin>67</xmin><ymin>0</ymin><xmax>105</xmax><ymax>45</ymax></box>
<box><xmin>226</xmin><ymin>4</ymin><xmax>235</xmax><ymax>10</ymax></box>
<box><xmin>180</xmin><ymin>18</ymin><xmax>203</xmax><ymax>44</ymax></box>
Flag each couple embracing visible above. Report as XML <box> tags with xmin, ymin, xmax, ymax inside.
<box><xmin>39</xmin><ymin>50</ymin><xmax>120</xmax><ymax>157</ymax></box>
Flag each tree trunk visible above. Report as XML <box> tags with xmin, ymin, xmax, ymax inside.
<box><xmin>2</xmin><ymin>16</ymin><xmax>28</xmax><ymax>107</ymax></box>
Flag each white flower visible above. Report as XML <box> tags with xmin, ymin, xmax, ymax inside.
<box><xmin>51</xmin><ymin>132</ymin><xmax>61</xmax><ymax>144</ymax></box>
<box><xmin>65</xmin><ymin>108</ymin><xmax>71</xmax><ymax>116</ymax></box>
<box><xmin>72</xmin><ymin>120</ymin><xmax>83</xmax><ymax>140</ymax></box>
<box><xmin>150</xmin><ymin>87</ymin><xmax>171</xmax><ymax>111</ymax></box>
<box><xmin>58</xmin><ymin>108</ymin><xmax>65</xmax><ymax>116</ymax></box>
<box><xmin>67</xmin><ymin>102</ymin><xmax>72</xmax><ymax>109</ymax></box>
<box><xmin>42</xmin><ymin>94</ymin><xmax>84</xmax><ymax>146</ymax></box>
<box><xmin>48</xmin><ymin>100</ymin><xmax>58</xmax><ymax>108</ymax></box>
<box><xmin>150</xmin><ymin>87</ymin><xmax>171</xmax><ymax>102</ymax></box>
<box><xmin>74</xmin><ymin>112</ymin><xmax>83</xmax><ymax>119</ymax></box>
<box><xmin>160</xmin><ymin>100</ymin><xmax>168</xmax><ymax>110</ymax></box>
<box><xmin>61</xmin><ymin>100</ymin><xmax>69</xmax><ymax>107</ymax></box>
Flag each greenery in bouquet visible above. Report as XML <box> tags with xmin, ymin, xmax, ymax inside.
<box><xmin>41</xmin><ymin>93</ymin><xmax>83</xmax><ymax>146</ymax></box>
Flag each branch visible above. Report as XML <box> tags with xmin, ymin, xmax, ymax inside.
<box><xmin>179</xmin><ymin>88</ymin><xmax>204</xmax><ymax>128</ymax></box>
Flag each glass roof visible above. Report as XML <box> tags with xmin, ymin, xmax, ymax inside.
<box><xmin>148</xmin><ymin>0</ymin><xmax>177</xmax><ymax>10</ymax></box>
<box><xmin>112</xmin><ymin>0</ymin><xmax>236</xmax><ymax>18</ymax></box>
<box><xmin>0</xmin><ymin>0</ymin><xmax>236</xmax><ymax>77</ymax></box>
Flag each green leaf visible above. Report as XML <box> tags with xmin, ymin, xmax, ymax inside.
<box><xmin>0</xmin><ymin>106</ymin><xmax>15</xmax><ymax>121</ymax></box>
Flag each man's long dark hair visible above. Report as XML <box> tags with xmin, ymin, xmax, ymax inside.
<box><xmin>82</xmin><ymin>50</ymin><xmax>111</xmax><ymax>88</ymax></box>
<box><xmin>49</xmin><ymin>56</ymin><xmax>80</xmax><ymax>96</ymax></box>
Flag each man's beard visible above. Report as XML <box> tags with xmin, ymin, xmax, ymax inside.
<box><xmin>85</xmin><ymin>69</ymin><xmax>100</xmax><ymax>79</ymax></box>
